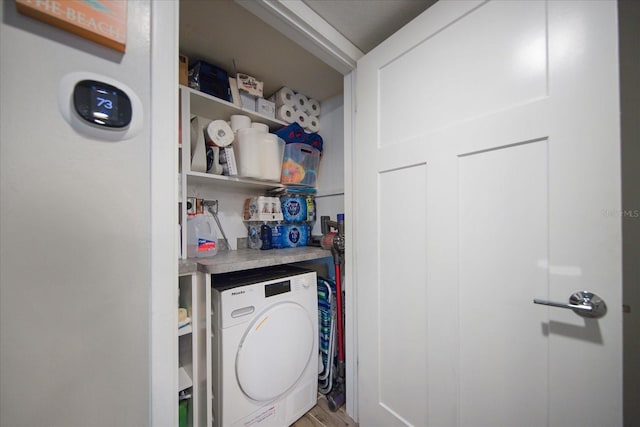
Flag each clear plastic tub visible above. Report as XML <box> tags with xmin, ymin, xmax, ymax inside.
<box><xmin>280</xmin><ymin>143</ymin><xmax>320</xmax><ymax>187</ymax></box>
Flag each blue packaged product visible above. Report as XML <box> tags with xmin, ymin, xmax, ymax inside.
<box><xmin>271</xmin><ymin>224</ymin><xmax>308</xmax><ymax>248</ymax></box>
<box><xmin>281</xmin><ymin>194</ymin><xmax>307</xmax><ymax>223</ymax></box>
<box><xmin>188</xmin><ymin>61</ymin><xmax>231</xmax><ymax>102</ymax></box>
<box><xmin>274</xmin><ymin>123</ymin><xmax>323</xmax><ymax>152</ymax></box>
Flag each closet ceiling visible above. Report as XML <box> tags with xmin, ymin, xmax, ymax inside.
<box><xmin>180</xmin><ymin>0</ymin><xmax>435</xmax><ymax>101</ymax></box>
<box><xmin>303</xmin><ymin>0</ymin><xmax>435</xmax><ymax>54</ymax></box>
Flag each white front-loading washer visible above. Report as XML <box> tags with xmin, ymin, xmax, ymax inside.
<box><xmin>208</xmin><ymin>265</ymin><xmax>318</xmax><ymax>427</ymax></box>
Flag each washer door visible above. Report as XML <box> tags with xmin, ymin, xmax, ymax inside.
<box><xmin>236</xmin><ymin>301</ymin><xmax>314</xmax><ymax>402</ymax></box>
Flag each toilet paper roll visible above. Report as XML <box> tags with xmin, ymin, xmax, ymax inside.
<box><xmin>251</xmin><ymin>122</ymin><xmax>269</xmax><ymax>133</ymax></box>
<box><xmin>307</xmin><ymin>116</ymin><xmax>320</xmax><ymax>133</ymax></box>
<box><xmin>270</xmin><ymin>87</ymin><xmax>295</xmax><ymax>107</ymax></box>
<box><xmin>230</xmin><ymin>114</ymin><xmax>251</xmax><ymax>132</ymax></box>
<box><xmin>295</xmin><ymin>110</ymin><xmax>309</xmax><ymax>128</ymax></box>
<box><xmin>305</xmin><ymin>98</ymin><xmax>321</xmax><ymax>116</ymax></box>
<box><xmin>292</xmin><ymin>93</ymin><xmax>308</xmax><ymax>112</ymax></box>
<box><xmin>276</xmin><ymin>104</ymin><xmax>296</xmax><ymax>123</ymax></box>
<box><xmin>205</xmin><ymin>120</ymin><xmax>234</xmax><ymax>147</ymax></box>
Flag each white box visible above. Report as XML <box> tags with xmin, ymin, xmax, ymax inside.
<box><xmin>240</xmin><ymin>92</ymin><xmax>256</xmax><ymax>111</ymax></box>
<box><xmin>236</xmin><ymin>73</ymin><xmax>264</xmax><ymax>97</ymax></box>
<box><xmin>256</xmin><ymin>98</ymin><xmax>275</xmax><ymax>118</ymax></box>
<box><xmin>243</xmin><ymin>196</ymin><xmax>283</xmax><ymax>221</ymax></box>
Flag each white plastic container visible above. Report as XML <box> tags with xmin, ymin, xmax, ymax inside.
<box><xmin>235</xmin><ymin>128</ymin><xmax>285</xmax><ymax>181</ymax></box>
<box><xmin>186</xmin><ymin>211</ymin><xmax>218</xmax><ymax>258</ymax></box>
<box><xmin>250</xmin><ymin>122</ymin><xmax>269</xmax><ymax>133</ymax></box>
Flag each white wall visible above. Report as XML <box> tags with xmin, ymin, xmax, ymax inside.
<box><xmin>313</xmin><ymin>94</ymin><xmax>345</xmax><ymax>235</ymax></box>
<box><xmin>185</xmin><ymin>185</ymin><xmax>254</xmax><ymax>250</ymax></box>
<box><xmin>150</xmin><ymin>2</ymin><xmax>180</xmax><ymax>425</ymax></box>
<box><xmin>0</xmin><ymin>2</ymin><xmax>152</xmax><ymax>426</ymax></box>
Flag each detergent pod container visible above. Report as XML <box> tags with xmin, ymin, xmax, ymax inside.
<box><xmin>186</xmin><ymin>199</ymin><xmax>218</xmax><ymax>258</ymax></box>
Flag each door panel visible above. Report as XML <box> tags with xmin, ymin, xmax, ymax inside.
<box><xmin>458</xmin><ymin>140</ymin><xmax>548</xmax><ymax>426</ymax></box>
<box><xmin>379</xmin><ymin>0</ymin><xmax>547</xmax><ymax>146</ymax></box>
<box><xmin>379</xmin><ymin>164</ymin><xmax>428</xmax><ymax>425</ymax></box>
<box><xmin>355</xmin><ymin>1</ymin><xmax>621</xmax><ymax>426</ymax></box>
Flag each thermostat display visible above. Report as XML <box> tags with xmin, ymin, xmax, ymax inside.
<box><xmin>59</xmin><ymin>71</ymin><xmax>143</xmax><ymax>141</ymax></box>
<box><xmin>73</xmin><ymin>80</ymin><xmax>132</xmax><ymax>128</ymax></box>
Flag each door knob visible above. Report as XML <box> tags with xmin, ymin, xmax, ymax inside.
<box><xmin>533</xmin><ymin>291</ymin><xmax>607</xmax><ymax>319</ymax></box>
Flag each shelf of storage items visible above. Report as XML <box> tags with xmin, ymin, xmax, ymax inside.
<box><xmin>179</xmin><ymin>85</ymin><xmax>294</xmax><ymax>259</ymax></box>
<box><xmin>185</xmin><ymin>171</ymin><xmax>283</xmax><ymax>191</ymax></box>
<box><xmin>176</xmin><ymin>271</ymin><xmax>207</xmax><ymax>427</ymax></box>
<box><xmin>181</xmin><ymin>85</ymin><xmax>286</xmax><ymax>131</ymax></box>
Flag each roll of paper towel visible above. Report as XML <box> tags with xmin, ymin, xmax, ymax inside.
<box><xmin>306</xmin><ymin>98</ymin><xmax>321</xmax><ymax>116</ymax></box>
<box><xmin>295</xmin><ymin>110</ymin><xmax>310</xmax><ymax>128</ymax></box>
<box><xmin>292</xmin><ymin>93</ymin><xmax>308</xmax><ymax>112</ymax></box>
<box><xmin>230</xmin><ymin>114</ymin><xmax>251</xmax><ymax>132</ymax></box>
<box><xmin>307</xmin><ymin>116</ymin><xmax>320</xmax><ymax>133</ymax></box>
<box><xmin>205</xmin><ymin>120</ymin><xmax>234</xmax><ymax>147</ymax></box>
<box><xmin>270</xmin><ymin>87</ymin><xmax>295</xmax><ymax>107</ymax></box>
<box><xmin>277</xmin><ymin>105</ymin><xmax>296</xmax><ymax>123</ymax></box>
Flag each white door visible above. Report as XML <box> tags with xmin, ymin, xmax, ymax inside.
<box><xmin>354</xmin><ymin>1</ymin><xmax>622</xmax><ymax>426</ymax></box>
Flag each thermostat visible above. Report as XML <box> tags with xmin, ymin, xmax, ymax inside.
<box><xmin>73</xmin><ymin>80</ymin><xmax>132</xmax><ymax>128</ymax></box>
<box><xmin>58</xmin><ymin>71</ymin><xmax>143</xmax><ymax>141</ymax></box>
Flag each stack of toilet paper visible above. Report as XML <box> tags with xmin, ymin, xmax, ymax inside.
<box><xmin>269</xmin><ymin>87</ymin><xmax>321</xmax><ymax>133</ymax></box>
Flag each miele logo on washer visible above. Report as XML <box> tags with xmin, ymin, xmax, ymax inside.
<box><xmin>231</xmin><ymin>290</ymin><xmax>246</xmax><ymax>296</ymax></box>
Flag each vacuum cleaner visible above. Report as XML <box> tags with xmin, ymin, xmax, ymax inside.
<box><xmin>318</xmin><ymin>214</ymin><xmax>346</xmax><ymax>412</ymax></box>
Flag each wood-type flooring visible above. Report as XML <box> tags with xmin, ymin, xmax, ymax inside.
<box><xmin>290</xmin><ymin>395</ymin><xmax>358</xmax><ymax>427</ymax></box>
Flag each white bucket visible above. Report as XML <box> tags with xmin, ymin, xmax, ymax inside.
<box><xmin>236</xmin><ymin>129</ymin><xmax>284</xmax><ymax>181</ymax></box>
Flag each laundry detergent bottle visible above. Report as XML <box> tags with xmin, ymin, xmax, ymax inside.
<box><xmin>186</xmin><ymin>199</ymin><xmax>218</xmax><ymax>258</ymax></box>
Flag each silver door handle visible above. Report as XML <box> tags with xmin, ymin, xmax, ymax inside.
<box><xmin>533</xmin><ymin>291</ymin><xmax>607</xmax><ymax>319</ymax></box>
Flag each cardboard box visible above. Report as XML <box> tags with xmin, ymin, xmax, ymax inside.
<box><xmin>243</xmin><ymin>197</ymin><xmax>283</xmax><ymax>222</ymax></box>
<box><xmin>237</xmin><ymin>73</ymin><xmax>263</xmax><ymax>97</ymax></box>
<box><xmin>256</xmin><ymin>98</ymin><xmax>276</xmax><ymax>118</ymax></box>
<box><xmin>179</xmin><ymin>54</ymin><xmax>188</xmax><ymax>85</ymax></box>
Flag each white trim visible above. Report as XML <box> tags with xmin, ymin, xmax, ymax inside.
<box><xmin>235</xmin><ymin>0</ymin><xmax>363</xmax><ymax>74</ymax></box>
<box><xmin>344</xmin><ymin>71</ymin><xmax>358</xmax><ymax>422</ymax></box>
<box><xmin>150</xmin><ymin>1</ymin><xmax>179</xmax><ymax>426</ymax></box>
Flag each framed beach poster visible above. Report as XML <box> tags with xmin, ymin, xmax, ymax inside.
<box><xmin>16</xmin><ymin>0</ymin><xmax>127</xmax><ymax>52</ymax></box>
